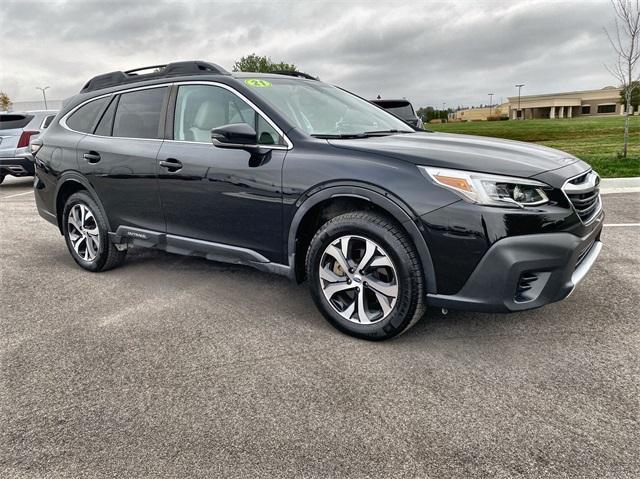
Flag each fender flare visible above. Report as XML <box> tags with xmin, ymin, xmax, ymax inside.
<box><xmin>54</xmin><ymin>172</ymin><xmax>110</xmax><ymax>233</ymax></box>
<box><xmin>286</xmin><ymin>184</ymin><xmax>437</xmax><ymax>293</ymax></box>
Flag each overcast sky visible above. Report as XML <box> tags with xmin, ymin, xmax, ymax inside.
<box><xmin>0</xmin><ymin>0</ymin><xmax>619</xmax><ymax>108</ymax></box>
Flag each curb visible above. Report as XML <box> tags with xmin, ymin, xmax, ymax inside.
<box><xmin>599</xmin><ymin>177</ymin><xmax>640</xmax><ymax>195</ymax></box>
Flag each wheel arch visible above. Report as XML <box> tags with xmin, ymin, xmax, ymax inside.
<box><xmin>54</xmin><ymin>172</ymin><xmax>110</xmax><ymax>234</ymax></box>
<box><xmin>287</xmin><ymin>184</ymin><xmax>437</xmax><ymax>293</ymax></box>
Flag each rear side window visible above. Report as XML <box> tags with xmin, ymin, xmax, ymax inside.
<box><xmin>41</xmin><ymin>115</ymin><xmax>55</xmax><ymax>129</ymax></box>
<box><xmin>113</xmin><ymin>88</ymin><xmax>167</xmax><ymax>139</ymax></box>
<box><xmin>0</xmin><ymin>114</ymin><xmax>34</xmax><ymax>130</ymax></box>
<box><xmin>94</xmin><ymin>97</ymin><xmax>118</xmax><ymax>136</ymax></box>
<box><xmin>66</xmin><ymin>97</ymin><xmax>109</xmax><ymax>133</ymax></box>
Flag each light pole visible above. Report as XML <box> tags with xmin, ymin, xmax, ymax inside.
<box><xmin>515</xmin><ymin>84</ymin><xmax>524</xmax><ymax>120</ymax></box>
<box><xmin>488</xmin><ymin>93</ymin><xmax>494</xmax><ymax>116</ymax></box>
<box><xmin>36</xmin><ymin>86</ymin><xmax>50</xmax><ymax>109</ymax></box>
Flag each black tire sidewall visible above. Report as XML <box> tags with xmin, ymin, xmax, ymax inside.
<box><xmin>62</xmin><ymin>192</ymin><xmax>110</xmax><ymax>272</ymax></box>
<box><xmin>307</xmin><ymin>214</ymin><xmax>422</xmax><ymax>340</ymax></box>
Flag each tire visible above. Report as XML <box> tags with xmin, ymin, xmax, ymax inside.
<box><xmin>62</xmin><ymin>191</ymin><xmax>126</xmax><ymax>272</ymax></box>
<box><xmin>306</xmin><ymin>211</ymin><xmax>426</xmax><ymax>340</ymax></box>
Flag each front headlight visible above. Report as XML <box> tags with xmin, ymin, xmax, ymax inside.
<box><xmin>418</xmin><ymin>166</ymin><xmax>550</xmax><ymax>208</ymax></box>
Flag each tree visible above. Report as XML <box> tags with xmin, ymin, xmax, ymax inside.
<box><xmin>232</xmin><ymin>53</ymin><xmax>297</xmax><ymax>73</ymax></box>
<box><xmin>605</xmin><ymin>0</ymin><xmax>640</xmax><ymax>158</ymax></box>
<box><xmin>620</xmin><ymin>80</ymin><xmax>640</xmax><ymax>109</ymax></box>
<box><xmin>0</xmin><ymin>91</ymin><xmax>11</xmax><ymax>111</ymax></box>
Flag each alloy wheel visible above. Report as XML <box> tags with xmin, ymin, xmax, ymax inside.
<box><xmin>319</xmin><ymin>235</ymin><xmax>399</xmax><ymax>324</ymax></box>
<box><xmin>67</xmin><ymin>204</ymin><xmax>100</xmax><ymax>262</ymax></box>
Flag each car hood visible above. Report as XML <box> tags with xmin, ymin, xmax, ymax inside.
<box><xmin>327</xmin><ymin>131</ymin><xmax>582</xmax><ymax>178</ymax></box>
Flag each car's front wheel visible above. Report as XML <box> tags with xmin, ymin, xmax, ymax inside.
<box><xmin>62</xmin><ymin>191</ymin><xmax>126</xmax><ymax>272</ymax></box>
<box><xmin>306</xmin><ymin>211</ymin><xmax>426</xmax><ymax>340</ymax></box>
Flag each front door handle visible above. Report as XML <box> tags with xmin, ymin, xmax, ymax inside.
<box><xmin>159</xmin><ymin>158</ymin><xmax>182</xmax><ymax>172</ymax></box>
<box><xmin>83</xmin><ymin>151</ymin><xmax>101</xmax><ymax>163</ymax></box>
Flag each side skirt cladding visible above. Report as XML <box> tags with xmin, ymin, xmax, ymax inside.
<box><xmin>109</xmin><ymin>226</ymin><xmax>291</xmax><ymax>277</ymax></box>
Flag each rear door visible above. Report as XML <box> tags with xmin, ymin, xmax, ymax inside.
<box><xmin>75</xmin><ymin>86</ymin><xmax>168</xmax><ymax>232</ymax></box>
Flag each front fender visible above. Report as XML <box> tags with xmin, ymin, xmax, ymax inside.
<box><xmin>286</xmin><ymin>183</ymin><xmax>437</xmax><ymax>293</ymax></box>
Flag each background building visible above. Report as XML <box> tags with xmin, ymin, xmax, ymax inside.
<box><xmin>507</xmin><ymin>86</ymin><xmax>623</xmax><ymax>120</ymax></box>
<box><xmin>449</xmin><ymin>103</ymin><xmax>509</xmax><ymax>121</ymax></box>
<box><xmin>4</xmin><ymin>100</ymin><xmax>64</xmax><ymax>112</ymax></box>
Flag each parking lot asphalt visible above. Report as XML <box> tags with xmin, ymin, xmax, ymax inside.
<box><xmin>1</xmin><ymin>175</ymin><xmax>639</xmax><ymax>478</ymax></box>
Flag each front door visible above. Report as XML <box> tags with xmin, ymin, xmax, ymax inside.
<box><xmin>156</xmin><ymin>84</ymin><xmax>288</xmax><ymax>263</ymax></box>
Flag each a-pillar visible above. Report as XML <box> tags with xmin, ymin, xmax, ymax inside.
<box><xmin>549</xmin><ymin>106</ymin><xmax>555</xmax><ymax>119</ymax></box>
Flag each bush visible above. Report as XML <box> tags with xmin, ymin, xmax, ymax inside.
<box><xmin>487</xmin><ymin>115</ymin><xmax>509</xmax><ymax>121</ymax></box>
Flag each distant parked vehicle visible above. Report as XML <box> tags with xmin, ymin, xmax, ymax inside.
<box><xmin>0</xmin><ymin>110</ymin><xmax>57</xmax><ymax>184</ymax></box>
<box><xmin>370</xmin><ymin>99</ymin><xmax>423</xmax><ymax>129</ymax></box>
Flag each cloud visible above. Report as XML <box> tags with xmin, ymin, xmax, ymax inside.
<box><xmin>0</xmin><ymin>0</ymin><xmax>617</xmax><ymax>108</ymax></box>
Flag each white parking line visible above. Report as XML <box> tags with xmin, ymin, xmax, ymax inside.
<box><xmin>603</xmin><ymin>223</ymin><xmax>640</xmax><ymax>227</ymax></box>
<box><xmin>1</xmin><ymin>191</ymin><xmax>33</xmax><ymax>199</ymax></box>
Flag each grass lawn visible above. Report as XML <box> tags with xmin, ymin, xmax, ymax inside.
<box><xmin>427</xmin><ymin>116</ymin><xmax>640</xmax><ymax>178</ymax></box>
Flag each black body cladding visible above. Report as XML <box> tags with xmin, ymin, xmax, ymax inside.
<box><xmin>33</xmin><ymin>61</ymin><xmax>603</xmax><ymax>317</ymax></box>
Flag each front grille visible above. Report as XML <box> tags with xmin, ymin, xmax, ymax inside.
<box><xmin>563</xmin><ymin>170</ymin><xmax>601</xmax><ymax>223</ymax></box>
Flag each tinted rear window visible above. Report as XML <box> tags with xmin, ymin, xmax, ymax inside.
<box><xmin>113</xmin><ymin>87</ymin><xmax>167</xmax><ymax>139</ymax></box>
<box><xmin>66</xmin><ymin>97</ymin><xmax>109</xmax><ymax>133</ymax></box>
<box><xmin>41</xmin><ymin>115</ymin><xmax>55</xmax><ymax>129</ymax></box>
<box><xmin>374</xmin><ymin>102</ymin><xmax>415</xmax><ymax>120</ymax></box>
<box><xmin>0</xmin><ymin>114</ymin><xmax>34</xmax><ymax>130</ymax></box>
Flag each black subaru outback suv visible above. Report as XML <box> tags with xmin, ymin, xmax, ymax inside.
<box><xmin>32</xmin><ymin>61</ymin><xmax>603</xmax><ymax>340</ymax></box>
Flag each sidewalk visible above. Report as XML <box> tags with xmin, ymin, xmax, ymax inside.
<box><xmin>600</xmin><ymin>177</ymin><xmax>640</xmax><ymax>195</ymax></box>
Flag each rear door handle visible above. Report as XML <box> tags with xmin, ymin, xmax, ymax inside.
<box><xmin>83</xmin><ymin>151</ymin><xmax>101</xmax><ymax>163</ymax></box>
<box><xmin>159</xmin><ymin>158</ymin><xmax>182</xmax><ymax>172</ymax></box>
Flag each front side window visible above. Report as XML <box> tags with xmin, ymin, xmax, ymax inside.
<box><xmin>113</xmin><ymin>87</ymin><xmax>167</xmax><ymax>139</ymax></box>
<box><xmin>174</xmin><ymin>84</ymin><xmax>284</xmax><ymax>145</ymax></box>
<box><xmin>66</xmin><ymin>97</ymin><xmax>109</xmax><ymax>133</ymax></box>
<box><xmin>243</xmin><ymin>77</ymin><xmax>414</xmax><ymax>137</ymax></box>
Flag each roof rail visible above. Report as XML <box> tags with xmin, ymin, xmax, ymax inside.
<box><xmin>271</xmin><ymin>70</ymin><xmax>318</xmax><ymax>81</ymax></box>
<box><xmin>80</xmin><ymin>61</ymin><xmax>230</xmax><ymax>93</ymax></box>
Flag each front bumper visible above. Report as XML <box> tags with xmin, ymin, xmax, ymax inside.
<box><xmin>0</xmin><ymin>156</ymin><xmax>35</xmax><ymax>176</ymax></box>
<box><xmin>427</xmin><ymin>217</ymin><xmax>603</xmax><ymax>313</ymax></box>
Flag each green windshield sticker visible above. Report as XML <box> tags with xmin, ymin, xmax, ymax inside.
<box><xmin>245</xmin><ymin>79</ymin><xmax>272</xmax><ymax>87</ymax></box>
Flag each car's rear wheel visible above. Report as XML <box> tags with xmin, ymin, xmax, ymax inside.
<box><xmin>62</xmin><ymin>191</ymin><xmax>126</xmax><ymax>272</ymax></box>
<box><xmin>306</xmin><ymin>211</ymin><xmax>425</xmax><ymax>340</ymax></box>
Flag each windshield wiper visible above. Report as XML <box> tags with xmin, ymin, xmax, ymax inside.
<box><xmin>361</xmin><ymin>129</ymin><xmax>413</xmax><ymax>136</ymax></box>
<box><xmin>311</xmin><ymin>133</ymin><xmax>367</xmax><ymax>139</ymax></box>
<box><xmin>311</xmin><ymin>130</ymin><xmax>413</xmax><ymax>140</ymax></box>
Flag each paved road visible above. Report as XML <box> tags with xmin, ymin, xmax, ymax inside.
<box><xmin>1</xmin><ymin>175</ymin><xmax>639</xmax><ymax>478</ymax></box>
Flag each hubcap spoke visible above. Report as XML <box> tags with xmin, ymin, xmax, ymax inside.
<box><xmin>356</xmin><ymin>288</ymin><xmax>371</xmax><ymax>324</ymax></box>
<box><xmin>366</xmin><ymin>277</ymin><xmax>398</xmax><ymax>299</ymax></box>
<box><xmin>324</xmin><ymin>280</ymin><xmax>356</xmax><ymax>298</ymax></box>
<box><xmin>324</xmin><ymin>243</ymin><xmax>350</xmax><ymax>274</ymax></box>
<box><xmin>356</xmin><ymin>239</ymin><xmax>376</xmax><ymax>272</ymax></box>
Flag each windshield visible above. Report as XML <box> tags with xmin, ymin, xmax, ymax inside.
<box><xmin>242</xmin><ymin>77</ymin><xmax>414</xmax><ymax>138</ymax></box>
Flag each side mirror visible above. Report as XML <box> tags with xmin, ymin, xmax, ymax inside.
<box><xmin>211</xmin><ymin>123</ymin><xmax>258</xmax><ymax>149</ymax></box>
